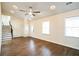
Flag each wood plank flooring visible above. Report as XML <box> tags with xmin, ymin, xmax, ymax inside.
<box><xmin>1</xmin><ymin>37</ymin><xmax>79</xmax><ymax>56</ymax></box>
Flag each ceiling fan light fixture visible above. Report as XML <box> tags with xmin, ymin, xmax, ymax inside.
<box><xmin>30</xmin><ymin>14</ymin><xmax>34</xmax><ymax>18</ymax></box>
<box><xmin>29</xmin><ymin>12</ymin><xmax>32</xmax><ymax>15</ymax></box>
<box><xmin>26</xmin><ymin>14</ymin><xmax>33</xmax><ymax>20</ymax></box>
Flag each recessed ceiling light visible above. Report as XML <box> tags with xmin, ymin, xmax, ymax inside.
<box><xmin>10</xmin><ymin>10</ymin><xmax>14</xmax><ymax>13</ymax></box>
<box><xmin>49</xmin><ymin>5</ymin><xmax>56</xmax><ymax>10</ymax></box>
<box><xmin>12</xmin><ymin>5</ymin><xmax>18</xmax><ymax>9</ymax></box>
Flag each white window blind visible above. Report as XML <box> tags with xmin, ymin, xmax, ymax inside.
<box><xmin>42</xmin><ymin>21</ymin><xmax>50</xmax><ymax>34</ymax></box>
<box><xmin>30</xmin><ymin>25</ymin><xmax>34</xmax><ymax>33</ymax></box>
<box><xmin>65</xmin><ymin>17</ymin><xmax>79</xmax><ymax>37</ymax></box>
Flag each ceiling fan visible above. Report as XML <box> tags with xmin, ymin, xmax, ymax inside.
<box><xmin>19</xmin><ymin>6</ymin><xmax>40</xmax><ymax>17</ymax></box>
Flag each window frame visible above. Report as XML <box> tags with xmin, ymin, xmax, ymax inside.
<box><xmin>2</xmin><ymin>15</ymin><xmax>11</xmax><ymax>25</ymax></box>
<box><xmin>42</xmin><ymin>21</ymin><xmax>50</xmax><ymax>35</ymax></box>
<box><xmin>64</xmin><ymin>16</ymin><xmax>79</xmax><ymax>38</ymax></box>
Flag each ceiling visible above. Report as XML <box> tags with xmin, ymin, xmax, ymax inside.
<box><xmin>1</xmin><ymin>2</ymin><xmax>79</xmax><ymax>20</ymax></box>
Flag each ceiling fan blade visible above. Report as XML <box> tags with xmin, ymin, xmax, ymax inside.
<box><xmin>33</xmin><ymin>11</ymin><xmax>40</xmax><ymax>13</ymax></box>
<box><xmin>19</xmin><ymin>10</ymin><xmax>26</xmax><ymax>12</ymax></box>
<box><xmin>32</xmin><ymin>14</ymin><xmax>35</xmax><ymax>16</ymax></box>
<box><xmin>29</xmin><ymin>6</ymin><xmax>32</xmax><ymax>9</ymax></box>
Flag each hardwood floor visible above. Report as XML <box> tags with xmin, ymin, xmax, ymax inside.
<box><xmin>1</xmin><ymin>37</ymin><xmax>79</xmax><ymax>56</ymax></box>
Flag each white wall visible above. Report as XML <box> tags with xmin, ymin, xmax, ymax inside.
<box><xmin>11</xmin><ymin>15</ymin><xmax>24</xmax><ymax>37</ymax></box>
<box><xmin>30</xmin><ymin>9</ymin><xmax>79</xmax><ymax>50</ymax></box>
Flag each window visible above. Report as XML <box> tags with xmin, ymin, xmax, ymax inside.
<box><xmin>25</xmin><ymin>25</ymin><xmax>29</xmax><ymax>32</ymax></box>
<box><xmin>30</xmin><ymin>25</ymin><xmax>34</xmax><ymax>33</ymax></box>
<box><xmin>42</xmin><ymin>21</ymin><xmax>50</xmax><ymax>34</ymax></box>
<box><xmin>65</xmin><ymin>17</ymin><xmax>79</xmax><ymax>37</ymax></box>
<box><xmin>2</xmin><ymin>15</ymin><xmax>10</xmax><ymax>25</ymax></box>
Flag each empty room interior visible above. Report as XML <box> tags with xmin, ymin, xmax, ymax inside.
<box><xmin>0</xmin><ymin>2</ymin><xmax>79</xmax><ymax>56</ymax></box>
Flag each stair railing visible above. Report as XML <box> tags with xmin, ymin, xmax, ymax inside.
<box><xmin>9</xmin><ymin>21</ymin><xmax>13</xmax><ymax>39</ymax></box>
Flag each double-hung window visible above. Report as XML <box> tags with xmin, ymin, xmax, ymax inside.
<box><xmin>42</xmin><ymin>21</ymin><xmax>50</xmax><ymax>34</ymax></box>
<box><xmin>65</xmin><ymin>17</ymin><xmax>79</xmax><ymax>37</ymax></box>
